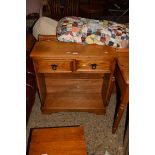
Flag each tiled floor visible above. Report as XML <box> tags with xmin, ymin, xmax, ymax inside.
<box><xmin>27</xmin><ymin>92</ymin><xmax>126</xmax><ymax>155</ymax></box>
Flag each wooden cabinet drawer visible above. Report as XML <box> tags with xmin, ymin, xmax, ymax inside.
<box><xmin>35</xmin><ymin>60</ymin><xmax>74</xmax><ymax>73</ymax></box>
<box><xmin>76</xmin><ymin>59</ymin><xmax>112</xmax><ymax>73</ymax></box>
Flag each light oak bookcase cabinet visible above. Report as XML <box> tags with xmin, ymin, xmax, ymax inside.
<box><xmin>30</xmin><ymin>41</ymin><xmax>116</xmax><ymax>114</ymax></box>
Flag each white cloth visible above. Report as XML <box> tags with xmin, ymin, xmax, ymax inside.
<box><xmin>33</xmin><ymin>17</ymin><xmax>58</xmax><ymax>40</ymax></box>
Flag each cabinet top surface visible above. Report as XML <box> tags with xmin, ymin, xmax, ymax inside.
<box><xmin>30</xmin><ymin>41</ymin><xmax>116</xmax><ymax>59</ymax></box>
<box><xmin>28</xmin><ymin>127</ymin><xmax>87</xmax><ymax>155</ymax></box>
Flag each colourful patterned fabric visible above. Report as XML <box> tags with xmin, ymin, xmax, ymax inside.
<box><xmin>56</xmin><ymin>16</ymin><xmax>129</xmax><ymax>48</ymax></box>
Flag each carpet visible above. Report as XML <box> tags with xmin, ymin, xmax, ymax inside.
<box><xmin>26</xmin><ymin>92</ymin><xmax>126</xmax><ymax>155</ymax></box>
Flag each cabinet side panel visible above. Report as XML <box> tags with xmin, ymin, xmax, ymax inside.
<box><xmin>33</xmin><ymin>61</ymin><xmax>46</xmax><ymax>106</ymax></box>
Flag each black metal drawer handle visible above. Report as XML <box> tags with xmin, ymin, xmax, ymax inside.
<box><xmin>51</xmin><ymin>64</ymin><xmax>58</xmax><ymax>70</ymax></box>
<box><xmin>91</xmin><ymin>64</ymin><xmax>97</xmax><ymax>70</ymax></box>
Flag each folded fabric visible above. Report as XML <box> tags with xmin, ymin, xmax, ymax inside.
<box><xmin>57</xmin><ymin>16</ymin><xmax>129</xmax><ymax>48</ymax></box>
<box><xmin>33</xmin><ymin>17</ymin><xmax>58</xmax><ymax>40</ymax></box>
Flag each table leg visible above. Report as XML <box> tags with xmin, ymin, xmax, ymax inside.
<box><xmin>112</xmin><ymin>86</ymin><xmax>128</xmax><ymax>134</ymax></box>
<box><xmin>123</xmin><ymin>105</ymin><xmax>129</xmax><ymax>155</ymax></box>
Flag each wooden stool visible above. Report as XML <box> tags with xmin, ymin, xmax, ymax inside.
<box><xmin>27</xmin><ymin>126</ymin><xmax>87</xmax><ymax>155</ymax></box>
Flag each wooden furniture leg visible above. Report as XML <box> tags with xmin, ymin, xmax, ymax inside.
<box><xmin>123</xmin><ymin>104</ymin><xmax>129</xmax><ymax>155</ymax></box>
<box><xmin>112</xmin><ymin>86</ymin><xmax>128</xmax><ymax>134</ymax></box>
<box><xmin>111</xmin><ymin>50</ymin><xmax>129</xmax><ymax>134</ymax></box>
<box><xmin>123</xmin><ymin>104</ymin><xmax>129</xmax><ymax>141</ymax></box>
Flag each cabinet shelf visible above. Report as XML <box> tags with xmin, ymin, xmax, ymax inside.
<box><xmin>41</xmin><ymin>92</ymin><xmax>106</xmax><ymax>114</ymax></box>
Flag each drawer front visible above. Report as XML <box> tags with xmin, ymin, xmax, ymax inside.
<box><xmin>35</xmin><ymin>60</ymin><xmax>73</xmax><ymax>73</ymax></box>
<box><xmin>76</xmin><ymin>59</ymin><xmax>111</xmax><ymax>73</ymax></box>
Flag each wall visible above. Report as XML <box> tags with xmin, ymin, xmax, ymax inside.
<box><xmin>26</xmin><ymin>0</ymin><xmax>42</xmax><ymax>15</ymax></box>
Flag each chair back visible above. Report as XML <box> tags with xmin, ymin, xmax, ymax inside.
<box><xmin>64</xmin><ymin>0</ymin><xmax>79</xmax><ymax>17</ymax></box>
<box><xmin>49</xmin><ymin>0</ymin><xmax>63</xmax><ymax>20</ymax></box>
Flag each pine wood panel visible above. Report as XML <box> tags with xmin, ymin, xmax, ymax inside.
<box><xmin>30</xmin><ymin>41</ymin><xmax>115</xmax><ymax>59</ymax></box>
<box><xmin>44</xmin><ymin>73</ymin><xmax>104</xmax><ymax>79</ymax></box>
<box><xmin>32</xmin><ymin>63</ymin><xmax>46</xmax><ymax>105</ymax></box>
<box><xmin>28</xmin><ymin>127</ymin><xmax>87</xmax><ymax>155</ymax></box>
<box><xmin>45</xmin><ymin>78</ymin><xmax>103</xmax><ymax>93</ymax></box>
<box><xmin>42</xmin><ymin>92</ymin><xmax>105</xmax><ymax>114</ymax></box>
